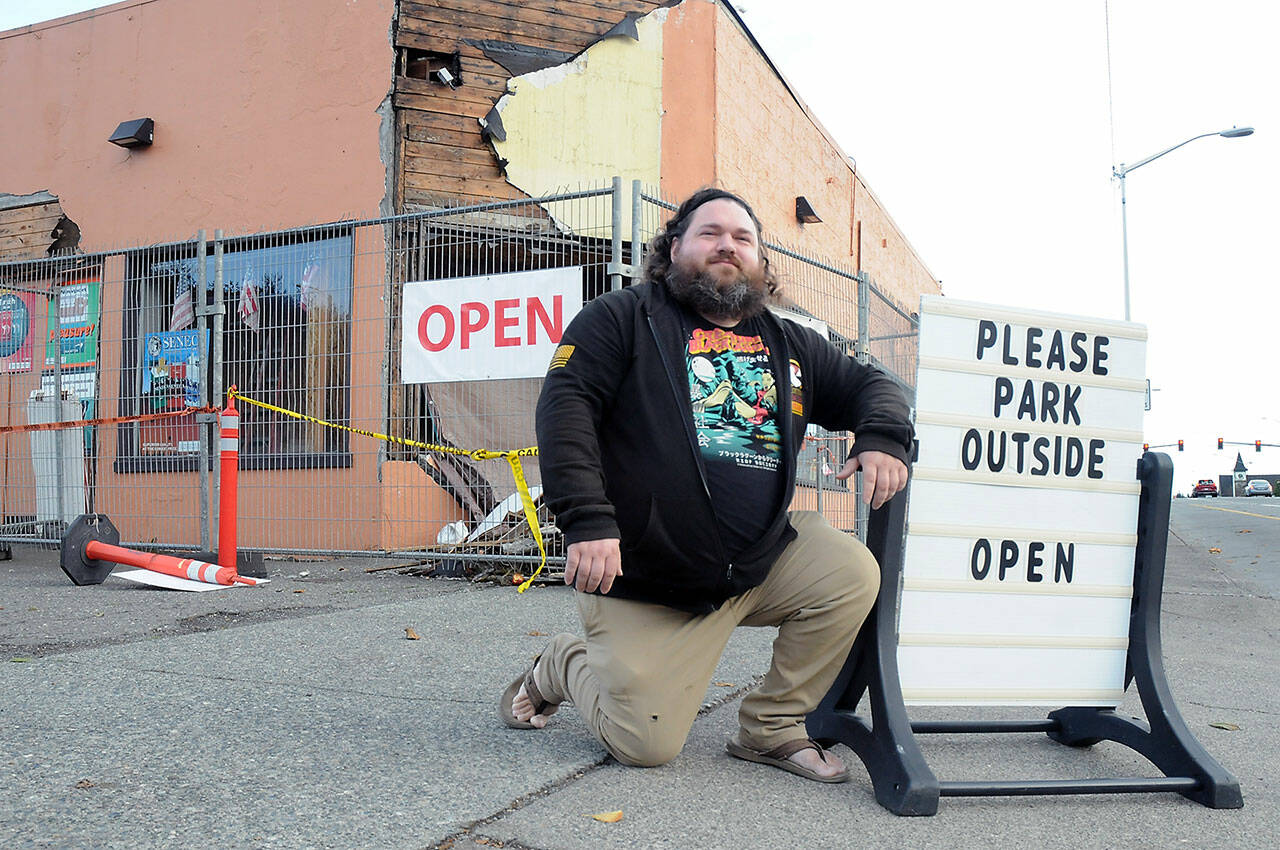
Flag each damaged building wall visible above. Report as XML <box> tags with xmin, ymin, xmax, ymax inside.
<box><xmin>393</xmin><ymin>0</ymin><xmax>667</xmax><ymax>208</ymax></box>
<box><xmin>0</xmin><ymin>193</ymin><xmax>67</xmax><ymax>261</ymax></box>
<box><xmin>460</xmin><ymin>0</ymin><xmax>939</xmax><ymax>309</ymax></box>
<box><xmin>487</xmin><ymin>10</ymin><xmax>665</xmax><ymax>206</ymax></box>
<box><xmin>0</xmin><ymin>0</ymin><xmax>393</xmax><ymax>249</ymax></box>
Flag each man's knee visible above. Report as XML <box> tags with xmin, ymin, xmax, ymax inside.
<box><xmin>594</xmin><ymin>698</ymin><xmax>693</xmax><ymax>767</ymax></box>
<box><xmin>604</xmin><ymin>725</ymin><xmax>686</xmax><ymax>767</ymax></box>
<box><xmin>839</xmin><ymin>542</ymin><xmax>880</xmax><ymax>609</ymax></box>
<box><xmin>805</xmin><ymin>529</ymin><xmax>880</xmax><ymax>618</ymax></box>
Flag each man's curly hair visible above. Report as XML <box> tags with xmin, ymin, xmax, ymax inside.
<box><xmin>642</xmin><ymin>188</ymin><xmax>780</xmax><ymax>296</ymax></box>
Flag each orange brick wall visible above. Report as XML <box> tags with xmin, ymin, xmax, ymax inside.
<box><xmin>707</xmin><ymin>3</ymin><xmax>939</xmax><ymax>313</ymax></box>
<box><xmin>660</xmin><ymin>0</ymin><xmax>718</xmax><ymax>203</ymax></box>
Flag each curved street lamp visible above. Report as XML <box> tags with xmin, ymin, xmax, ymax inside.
<box><xmin>1114</xmin><ymin>126</ymin><xmax>1253</xmax><ymax>321</ymax></box>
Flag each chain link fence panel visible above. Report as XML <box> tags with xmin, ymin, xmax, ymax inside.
<box><xmin>1</xmin><ymin>180</ymin><xmax>917</xmax><ymax>576</ymax></box>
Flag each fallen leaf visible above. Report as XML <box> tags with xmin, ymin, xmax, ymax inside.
<box><xmin>528</xmin><ymin>630</ymin><xmax>547</xmax><ymax>636</ymax></box>
<box><xmin>590</xmin><ymin>810</ymin><xmax>624</xmax><ymax>823</ymax></box>
<box><xmin>9</xmin><ymin>658</ymin><xmax>31</xmax><ymax>663</ymax></box>
<box><xmin>1238</xmin><ymin>529</ymin><xmax>1252</xmax><ymax>534</ymax></box>
<box><xmin>1209</xmin><ymin>722</ymin><xmax>1241</xmax><ymax>731</ymax></box>
<box><xmin>73</xmin><ymin>779</ymin><xmax>96</xmax><ymax>789</ymax></box>
<box><xmin>714</xmin><ymin>682</ymin><xmax>735</xmax><ymax>687</ymax></box>
<box><xmin>405</xmin><ymin>627</ymin><xmax>421</xmax><ymax>640</ymax></box>
<box><xmin>1208</xmin><ymin>548</ymin><xmax>1222</xmax><ymax>554</ymax></box>
<box><xmin>293</xmin><ymin>589</ymin><xmax>306</xmax><ymax>594</ymax></box>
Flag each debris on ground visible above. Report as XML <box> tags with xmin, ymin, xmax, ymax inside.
<box><xmin>391</xmin><ymin>487</ymin><xmax>565</xmax><ymax>586</ymax></box>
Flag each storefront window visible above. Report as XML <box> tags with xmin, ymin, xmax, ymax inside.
<box><xmin>117</xmin><ymin>232</ymin><xmax>352</xmax><ymax>470</ymax></box>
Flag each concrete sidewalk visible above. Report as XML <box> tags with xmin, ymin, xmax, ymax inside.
<box><xmin>1</xmin><ymin>524</ymin><xmax>1274</xmax><ymax>849</ymax></box>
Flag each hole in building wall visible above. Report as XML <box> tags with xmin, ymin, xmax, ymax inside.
<box><xmin>400</xmin><ymin>48</ymin><xmax>462</xmax><ymax>86</ymax></box>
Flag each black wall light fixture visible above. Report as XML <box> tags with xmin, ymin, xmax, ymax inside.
<box><xmin>795</xmin><ymin>196</ymin><xmax>822</xmax><ymax>224</ymax></box>
<box><xmin>109</xmin><ymin>118</ymin><xmax>154</xmax><ymax>148</ymax></box>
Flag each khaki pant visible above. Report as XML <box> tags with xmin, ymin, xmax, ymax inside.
<box><xmin>533</xmin><ymin>510</ymin><xmax>879</xmax><ymax>766</ymax></box>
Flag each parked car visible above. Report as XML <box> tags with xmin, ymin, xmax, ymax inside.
<box><xmin>1192</xmin><ymin>479</ymin><xmax>1219</xmax><ymax>498</ymax></box>
<box><xmin>1245</xmin><ymin>479</ymin><xmax>1273</xmax><ymax>497</ymax></box>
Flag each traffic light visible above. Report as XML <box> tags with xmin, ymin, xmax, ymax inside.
<box><xmin>1218</xmin><ymin>437</ymin><xmax>1224</xmax><ymax>450</ymax></box>
<box><xmin>1142</xmin><ymin>443</ymin><xmax>1149</xmax><ymax>452</ymax></box>
<box><xmin>1178</xmin><ymin>439</ymin><xmax>1184</xmax><ymax>452</ymax></box>
<box><xmin>1257</xmin><ymin>440</ymin><xmax>1263</xmax><ymax>453</ymax></box>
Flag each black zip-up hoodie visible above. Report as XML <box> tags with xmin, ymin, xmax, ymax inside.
<box><xmin>535</xmin><ymin>280</ymin><xmax>913</xmax><ymax>613</ymax></box>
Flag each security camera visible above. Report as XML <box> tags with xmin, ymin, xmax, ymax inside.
<box><xmin>435</xmin><ymin>67</ymin><xmax>459</xmax><ymax>89</ymax></box>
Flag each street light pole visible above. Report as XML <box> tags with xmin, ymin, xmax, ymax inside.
<box><xmin>1119</xmin><ymin>167</ymin><xmax>1132</xmax><ymax>322</ymax></box>
<box><xmin>1113</xmin><ymin>126</ymin><xmax>1253</xmax><ymax>322</ymax></box>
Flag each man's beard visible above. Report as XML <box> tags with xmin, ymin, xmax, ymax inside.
<box><xmin>666</xmin><ymin>258</ymin><xmax>768</xmax><ymax>323</ymax></box>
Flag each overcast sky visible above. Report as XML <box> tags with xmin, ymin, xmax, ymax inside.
<box><xmin>5</xmin><ymin>0</ymin><xmax>1276</xmax><ymax>489</ymax></box>
<box><xmin>739</xmin><ymin>0</ymin><xmax>1277</xmax><ymax>489</ymax></box>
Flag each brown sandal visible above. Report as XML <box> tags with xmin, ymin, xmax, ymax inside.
<box><xmin>726</xmin><ymin>737</ymin><xmax>850</xmax><ymax>783</ymax></box>
<box><xmin>499</xmin><ymin>656</ymin><xmax>561</xmax><ymax>729</ymax></box>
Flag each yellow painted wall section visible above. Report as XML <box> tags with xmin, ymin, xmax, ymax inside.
<box><xmin>492</xmin><ymin>9</ymin><xmax>667</xmax><ymax>224</ymax></box>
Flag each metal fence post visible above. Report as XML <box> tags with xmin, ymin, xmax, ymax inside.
<box><xmin>816</xmin><ymin>457</ymin><xmax>824</xmax><ymax>515</ymax></box>
<box><xmin>52</xmin><ymin>278</ymin><xmax>65</xmax><ymax>537</ymax></box>
<box><xmin>855</xmin><ymin>271</ymin><xmax>872</xmax><ymax>535</ymax></box>
<box><xmin>195</xmin><ymin>229</ymin><xmax>211</xmax><ymax>551</ymax></box>
<box><xmin>609</xmin><ymin>176</ymin><xmax>624</xmax><ymax>291</ymax></box>
<box><xmin>630</xmin><ymin>178</ymin><xmax>643</xmax><ymax>277</ymax></box>
<box><xmin>856</xmin><ymin>271</ymin><xmax>871</xmax><ymax>366</ymax></box>
<box><xmin>211</xmin><ymin>230</ymin><xmax>225</xmax><ymax>549</ymax></box>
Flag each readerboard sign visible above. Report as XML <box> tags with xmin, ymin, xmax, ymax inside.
<box><xmin>898</xmin><ymin>296</ymin><xmax>1147</xmax><ymax>706</ymax></box>
<box><xmin>400</xmin><ymin>267</ymin><xmax>582</xmax><ymax>384</ymax></box>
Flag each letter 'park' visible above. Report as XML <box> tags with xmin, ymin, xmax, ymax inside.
<box><xmin>797</xmin><ymin>300</ymin><xmax>1244</xmax><ymax>814</ymax></box>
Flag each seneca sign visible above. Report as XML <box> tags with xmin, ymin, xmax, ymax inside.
<box><xmin>898</xmin><ymin>296</ymin><xmax>1148</xmax><ymax>707</ymax></box>
<box><xmin>400</xmin><ymin>268</ymin><xmax>582</xmax><ymax>384</ymax></box>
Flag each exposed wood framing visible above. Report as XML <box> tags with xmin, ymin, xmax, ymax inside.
<box><xmin>0</xmin><ymin>199</ymin><xmax>64</xmax><ymax>262</ymax></box>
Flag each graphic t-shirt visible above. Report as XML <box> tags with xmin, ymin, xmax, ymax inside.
<box><xmin>685</xmin><ymin>315</ymin><xmax>784</xmax><ymax>558</ymax></box>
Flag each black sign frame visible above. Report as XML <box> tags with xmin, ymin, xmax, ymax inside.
<box><xmin>807</xmin><ymin>451</ymin><xmax>1243</xmax><ymax>815</ymax></box>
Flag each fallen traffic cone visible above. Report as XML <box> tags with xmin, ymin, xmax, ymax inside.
<box><xmin>60</xmin><ymin>514</ymin><xmax>262</xmax><ymax>587</ymax></box>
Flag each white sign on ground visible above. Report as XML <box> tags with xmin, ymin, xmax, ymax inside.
<box><xmin>898</xmin><ymin>296</ymin><xmax>1148</xmax><ymax>706</ymax></box>
<box><xmin>401</xmin><ymin>267</ymin><xmax>582</xmax><ymax>384</ymax></box>
<box><xmin>112</xmin><ymin>569</ymin><xmax>270</xmax><ymax>591</ymax></box>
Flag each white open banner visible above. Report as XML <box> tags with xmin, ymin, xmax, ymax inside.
<box><xmin>400</xmin><ymin>267</ymin><xmax>583</xmax><ymax>384</ymax></box>
<box><xmin>898</xmin><ymin>296</ymin><xmax>1148</xmax><ymax>706</ymax></box>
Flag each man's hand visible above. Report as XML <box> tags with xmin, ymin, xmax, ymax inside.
<box><xmin>836</xmin><ymin>450</ymin><xmax>908</xmax><ymax>509</ymax></box>
<box><xmin>565</xmin><ymin>538</ymin><xmax>623</xmax><ymax>594</ymax></box>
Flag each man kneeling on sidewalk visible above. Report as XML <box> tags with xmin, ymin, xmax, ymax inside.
<box><xmin>500</xmin><ymin>188</ymin><xmax>912</xmax><ymax>782</ymax></box>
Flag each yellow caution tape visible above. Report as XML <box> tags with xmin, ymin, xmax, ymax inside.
<box><xmin>227</xmin><ymin>388</ymin><xmax>547</xmax><ymax>591</ymax></box>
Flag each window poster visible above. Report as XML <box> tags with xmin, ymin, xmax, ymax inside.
<box><xmin>140</xmin><ymin>329</ymin><xmax>207</xmax><ymax>454</ymax></box>
<box><xmin>39</xmin><ymin>369</ymin><xmax>98</xmax><ymax>454</ymax></box>
<box><xmin>0</xmin><ymin>290</ymin><xmax>38</xmax><ymax>373</ymax></box>
<box><xmin>45</xmin><ymin>278</ymin><xmax>101</xmax><ymax>369</ymax></box>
